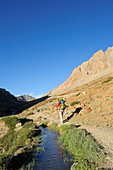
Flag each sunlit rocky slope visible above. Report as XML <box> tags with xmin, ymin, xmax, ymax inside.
<box><xmin>51</xmin><ymin>46</ymin><xmax>113</xmax><ymax>95</ymax></box>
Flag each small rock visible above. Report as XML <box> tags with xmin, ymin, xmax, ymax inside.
<box><xmin>58</xmin><ymin>129</ymin><xmax>62</xmax><ymax>135</ymax></box>
<box><xmin>41</xmin><ymin>117</ymin><xmax>46</xmax><ymax>121</ymax></box>
<box><xmin>84</xmin><ymin>106</ymin><xmax>92</xmax><ymax>113</ymax></box>
<box><xmin>15</xmin><ymin>123</ymin><xmax>22</xmax><ymax>128</ymax></box>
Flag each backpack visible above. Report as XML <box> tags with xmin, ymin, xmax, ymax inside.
<box><xmin>60</xmin><ymin>100</ymin><xmax>66</xmax><ymax>110</ymax></box>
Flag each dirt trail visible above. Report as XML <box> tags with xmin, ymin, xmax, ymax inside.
<box><xmin>53</xmin><ymin>118</ymin><xmax>113</xmax><ymax>168</ymax></box>
<box><xmin>78</xmin><ymin>125</ymin><xmax>113</xmax><ymax>168</ymax></box>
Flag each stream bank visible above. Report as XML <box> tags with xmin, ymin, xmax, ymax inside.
<box><xmin>28</xmin><ymin>123</ymin><xmax>107</xmax><ymax>170</ymax></box>
<box><xmin>0</xmin><ymin>116</ymin><xmax>110</xmax><ymax>170</ymax></box>
<box><xmin>34</xmin><ymin>127</ymin><xmax>73</xmax><ymax>170</ymax></box>
<box><xmin>46</xmin><ymin>123</ymin><xmax>107</xmax><ymax>169</ymax></box>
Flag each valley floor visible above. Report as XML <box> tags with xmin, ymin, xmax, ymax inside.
<box><xmin>1</xmin><ymin>73</ymin><xmax>113</xmax><ymax>168</ymax></box>
<box><xmin>0</xmin><ymin>110</ymin><xmax>113</xmax><ymax>168</ymax></box>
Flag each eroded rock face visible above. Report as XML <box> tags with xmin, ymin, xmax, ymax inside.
<box><xmin>52</xmin><ymin>47</ymin><xmax>113</xmax><ymax>94</ymax></box>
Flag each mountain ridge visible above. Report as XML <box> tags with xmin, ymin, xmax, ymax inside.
<box><xmin>0</xmin><ymin>89</ymin><xmax>36</xmax><ymax>116</ymax></box>
<box><xmin>0</xmin><ymin>88</ymin><xmax>22</xmax><ymax>116</ymax></box>
<box><xmin>51</xmin><ymin>46</ymin><xmax>113</xmax><ymax>95</ymax></box>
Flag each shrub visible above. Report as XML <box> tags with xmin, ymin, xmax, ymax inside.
<box><xmin>76</xmin><ymin>92</ymin><xmax>80</xmax><ymax>96</ymax></box>
<box><xmin>70</xmin><ymin>101</ymin><xmax>80</xmax><ymax>106</ymax></box>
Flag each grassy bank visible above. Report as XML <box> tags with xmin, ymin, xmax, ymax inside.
<box><xmin>58</xmin><ymin>124</ymin><xmax>106</xmax><ymax>169</ymax></box>
<box><xmin>0</xmin><ymin>116</ymin><xmax>107</xmax><ymax>169</ymax></box>
<box><xmin>47</xmin><ymin>123</ymin><xmax>106</xmax><ymax>169</ymax></box>
<box><xmin>0</xmin><ymin>116</ymin><xmax>41</xmax><ymax>169</ymax></box>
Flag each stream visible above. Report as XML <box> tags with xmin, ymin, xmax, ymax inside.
<box><xmin>33</xmin><ymin>128</ymin><xmax>73</xmax><ymax>170</ymax></box>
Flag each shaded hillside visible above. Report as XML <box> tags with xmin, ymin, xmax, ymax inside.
<box><xmin>0</xmin><ymin>88</ymin><xmax>50</xmax><ymax>117</ymax></box>
<box><xmin>0</xmin><ymin>88</ymin><xmax>24</xmax><ymax>116</ymax></box>
<box><xmin>52</xmin><ymin>46</ymin><xmax>113</xmax><ymax>95</ymax></box>
<box><xmin>17</xmin><ymin>95</ymin><xmax>36</xmax><ymax>102</ymax></box>
<box><xmin>16</xmin><ymin>95</ymin><xmax>50</xmax><ymax>114</ymax></box>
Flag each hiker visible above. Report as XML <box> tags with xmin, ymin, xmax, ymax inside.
<box><xmin>56</xmin><ymin>98</ymin><xmax>66</xmax><ymax>124</ymax></box>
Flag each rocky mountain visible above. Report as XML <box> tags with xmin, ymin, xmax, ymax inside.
<box><xmin>0</xmin><ymin>88</ymin><xmax>23</xmax><ymax>116</ymax></box>
<box><xmin>17</xmin><ymin>95</ymin><xmax>36</xmax><ymax>102</ymax></box>
<box><xmin>52</xmin><ymin>46</ymin><xmax>113</xmax><ymax>95</ymax></box>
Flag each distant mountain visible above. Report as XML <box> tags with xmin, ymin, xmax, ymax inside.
<box><xmin>0</xmin><ymin>88</ymin><xmax>23</xmax><ymax>116</ymax></box>
<box><xmin>17</xmin><ymin>95</ymin><xmax>36</xmax><ymax>102</ymax></box>
<box><xmin>51</xmin><ymin>46</ymin><xmax>113</xmax><ymax>95</ymax></box>
<box><xmin>0</xmin><ymin>89</ymin><xmax>45</xmax><ymax>117</ymax></box>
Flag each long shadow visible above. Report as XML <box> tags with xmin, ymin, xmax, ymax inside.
<box><xmin>63</xmin><ymin>113</ymin><xmax>74</xmax><ymax>123</ymax></box>
<box><xmin>73</xmin><ymin>107</ymin><xmax>82</xmax><ymax>114</ymax></box>
<box><xmin>15</xmin><ymin>95</ymin><xmax>50</xmax><ymax>115</ymax></box>
<box><xmin>63</xmin><ymin>107</ymin><xmax>82</xmax><ymax>123</ymax></box>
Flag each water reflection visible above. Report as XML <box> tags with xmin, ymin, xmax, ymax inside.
<box><xmin>34</xmin><ymin>128</ymin><xmax>73</xmax><ymax>170</ymax></box>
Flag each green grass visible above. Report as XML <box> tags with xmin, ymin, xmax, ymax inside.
<box><xmin>0</xmin><ymin>116</ymin><xmax>41</xmax><ymax>169</ymax></box>
<box><xmin>22</xmin><ymin>121</ymin><xmax>35</xmax><ymax>129</ymax></box>
<box><xmin>26</xmin><ymin>112</ymin><xmax>34</xmax><ymax>117</ymax></box>
<box><xmin>58</xmin><ymin>124</ymin><xmax>106</xmax><ymax>169</ymax></box>
<box><xmin>1</xmin><ymin>116</ymin><xmax>20</xmax><ymax>129</ymax></box>
<box><xmin>70</xmin><ymin>101</ymin><xmax>80</xmax><ymax>106</ymax></box>
<box><xmin>103</xmin><ymin>77</ymin><xmax>113</xmax><ymax>83</ymax></box>
<box><xmin>48</xmin><ymin>123</ymin><xmax>58</xmax><ymax>131</ymax></box>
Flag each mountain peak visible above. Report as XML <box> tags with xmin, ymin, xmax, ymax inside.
<box><xmin>52</xmin><ymin>46</ymin><xmax>113</xmax><ymax>95</ymax></box>
<box><xmin>17</xmin><ymin>95</ymin><xmax>36</xmax><ymax>102</ymax></box>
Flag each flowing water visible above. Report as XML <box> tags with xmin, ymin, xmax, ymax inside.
<box><xmin>33</xmin><ymin>128</ymin><xmax>73</xmax><ymax>170</ymax></box>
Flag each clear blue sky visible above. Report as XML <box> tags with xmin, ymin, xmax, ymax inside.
<box><xmin>0</xmin><ymin>0</ymin><xmax>113</xmax><ymax>98</ymax></box>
